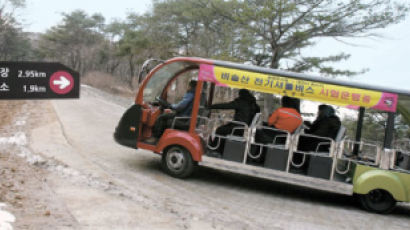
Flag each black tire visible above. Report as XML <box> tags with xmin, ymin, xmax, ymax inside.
<box><xmin>162</xmin><ymin>146</ymin><xmax>195</xmax><ymax>178</ymax></box>
<box><xmin>358</xmin><ymin>189</ymin><xmax>396</xmax><ymax>214</ymax></box>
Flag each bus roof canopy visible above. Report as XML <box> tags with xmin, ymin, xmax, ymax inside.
<box><xmin>152</xmin><ymin>57</ymin><xmax>410</xmax><ymax>113</ymax></box>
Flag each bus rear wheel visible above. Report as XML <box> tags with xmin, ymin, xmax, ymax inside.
<box><xmin>162</xmin><ymin>146</ymin><xmax>194</xmax><ymax>178</ymax></box>
<box><xmin>358</xmin><ymin>189</ymin><xmax>396</xmax><ymax>214</ymax></box>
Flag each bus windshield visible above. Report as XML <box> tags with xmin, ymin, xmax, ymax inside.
<box><xmin>143</xmin><ymin>62</ymin><xmax>193</xmax><ymax>102</ymax></box>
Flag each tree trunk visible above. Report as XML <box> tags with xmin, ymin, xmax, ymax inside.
<box><xmin>263</xmin><ymin>56</ymin><xmax>281</xmax><ymax>119</ymax></box>
<box><xmin>109</xmin><ymin>61</ymin><xmax>120</xmax><ymax>74</ymax></box>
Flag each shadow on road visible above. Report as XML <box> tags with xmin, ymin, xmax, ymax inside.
<box><xmin>194</xmin><ymin>166</ymin><xmax>356</xmax><ymax>208</ymax></box>
<box><xmin>124</xmin><ymin>154</ymin><xmax>410</xmax><ymax>217</ymax></box>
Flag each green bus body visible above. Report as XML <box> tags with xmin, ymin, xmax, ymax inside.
<box><xmin>354</xmin><ymin>164</ymin><xmax>410</xmax><ymax>202</ymax></box>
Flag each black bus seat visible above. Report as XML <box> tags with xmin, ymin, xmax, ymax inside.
<box><xmin>248</xmin><ymin>124</ymin><xmax>291</xmax><ymax>169</ymax></box>
<box><xmin>253</xmin><ymin>126</ymin><xmax>290</xmax><ymax>147</ymax></box>
<box><xmin>223</xmin><ymin>112</ymin><xmax>261</xmax><ymax>163</ymax></box>
<box><xmin>296</xmin><ymin>134</ymin><xmax>334</xmax><ymax>155</ymax></box>
<box><xmin>208</xmin><ymin>112</ymin><xmax>259</xmax><ymax>149</ymax></box>
<box><xmin>222</xmin><ymin>123</ymin><xmax>248</xmax><ymax>163</ymax></box>
<box><xmin>207</xmin><ymin>113</ymin><xmax>260</xmax><ymax>162</ymax></box>
<box><xmin>393</xmin><ymin>139</ymin><xmax>410</xmax><ymax>171</ymax></box>
<box><xmin>216</xmin><ymin>113</ymin><xmax>261</xmax><ymax>162</ymax></box>
<box><xmin>248</xmin><ymin>112</ymin><xmax>292</xmax><ymax>167</ymax></box>
<box><xmin>292</xmin><ymin>133</ymin><xmax>336</xmax><ymax>179</ymax></box>
<box><xmin>296</xmin><ymin>125</ymin><xmax>345</xmax><ymax>154</ymax></box>
<box><xmin>313</xmin><ymin>125</ymin><xmax>346</xmax><ymax>155</ymax></box>
<box><xmin>206</xmin><ymin>119</ymin><xmax>248</xmax><ymax>160</ymax></box>
<box><xmin>395</xmin><ymin>151</ymin><xmax>410</xmax><ymax>170</ymax></box>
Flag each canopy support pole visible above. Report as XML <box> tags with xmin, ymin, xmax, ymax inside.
<box><xmin>353</xmin><ymin>107</ymin><xmax>365</xmax><ymax>155</ymax></box>
<box><xmin>208</xmin><ymin>83</ymin><xmax>215</xmax><ymax>107</ymax></box>
<box><xmin>383</xmin><ymin>112</ymin><xmax>395</xmax><ymax>149</ymax></box>
<box><xmin>189</xmin><ymin>81</ymin><xmax>203</xmax><ymax>133</ymax></box>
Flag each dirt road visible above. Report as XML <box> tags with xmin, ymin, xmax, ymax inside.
<box><xmin>7</xmin><ymin>86</ymin><xmax>410</xmax><ymax>229</ymax></box>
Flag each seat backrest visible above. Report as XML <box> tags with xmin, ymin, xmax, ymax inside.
<box><xmin>293</xmin><ymin>124</ymin><xmax>303</xmax><ymax>134</ymax></box>
<box><xmin>226</xmin><ymin>134</ymin><xmax>246</xmax><ymax>142</ymax></box>
<box><xmin>335</xmin><ymin>125</ymin><xmax>346</xmax><ymax>142</ymax></box>
<box><xmin>249</xmin><ymin>113</ymin><xmax>261</xmax><ymax>128</ymax></box>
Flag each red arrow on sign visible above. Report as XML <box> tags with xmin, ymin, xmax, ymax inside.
<box><xmin>49</xmin><ymin>71</ymin><xmax>74</xmax><ymax>94</ymax></box>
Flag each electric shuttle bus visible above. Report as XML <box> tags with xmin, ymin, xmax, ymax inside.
<box><xmin>114</xmin><ymin>57</ymin><xmax>410</xmax><ymax>213</ymax></box>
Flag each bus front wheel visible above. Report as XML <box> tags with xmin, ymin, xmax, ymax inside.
<box><xmin>162</xmin><ymin>146</ymin><xmax>194</xmax><ymax>178</ymax></box>
<box><xmin>358</xmin><ymin>189</ymin><xmax>396</xmax><ymax>214</ymax></box>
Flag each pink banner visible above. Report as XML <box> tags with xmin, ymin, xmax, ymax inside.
<box><xmin>198</xmin><ymin>64</ymin><xmax>227</xmax><ymax>87</ymax></box>
<box><xmin>372</xmin><ymin>92</ymin><xmax>398</xmax><ymax>112</ymax></box>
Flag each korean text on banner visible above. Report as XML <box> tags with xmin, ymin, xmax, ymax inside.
<box><xmin>198</xmin><ymin>64</ymin><xmax>397</xmax><ymax>112</ymax></box>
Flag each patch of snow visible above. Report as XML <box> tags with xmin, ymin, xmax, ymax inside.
<box><xmin>0</xmin><ymin>132</ymin><xmax>27</xmax><ymax>146</ymax></box>
<box><xmin>81</xmin><ymin>84</ymin><xmax>92</xmax><ymax>89</ymax></box>
<box><xmin>0</xmin><ymin>128</ymin><xmax>113</xmax><ymax>194</ymax></box>
<box><xmin>17</xmin><ymin>147</ymin><xmax>47</xmax><ymax>166</ymax></box>
<box><xmin>14</xmin><ymin>120</ymin><xmax>26</xmax><ymax>126</ymax></box>
<box><xmin>13</xmin><ymin>146</ymin><xmax>118</xmax><ymax>197</ymax></box>
<box><xmin>0</xmin><ymin>203</ymin><xmax>15</xmax><ymax>230</ymax></box>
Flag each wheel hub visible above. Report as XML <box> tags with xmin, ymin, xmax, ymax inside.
<box><xmin>167</xmin><ymin>150</ymin><xmax>185</xmax><ymax>172</ymax></box>
<box><xmin>369</xmin><ymin>190</ymin><xmax>384</xmax><ymax>202</ymax></box>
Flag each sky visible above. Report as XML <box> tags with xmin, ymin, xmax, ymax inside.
<box><xmin>19</xmin><ymin>0</ymin><xmax>410</xmax><ymax>91</ymax></box>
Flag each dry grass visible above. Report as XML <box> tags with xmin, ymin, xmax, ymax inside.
<box><xmin>0</xmin><ymin>100</ymin><xmax>78</xmax><ymax>229</ymax></box>
<box><xmin>82</xmin><ymin>71</ymin><xmax>136</xmax><ymax>97</ymax></box>
<box><xmin>0</xmin><ymin>101</ymin><xmax>24</xmax><ymax>129</ymax></box>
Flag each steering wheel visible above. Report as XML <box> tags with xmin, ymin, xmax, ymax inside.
<box><xmin>155</xmin><ymin>96</ymin><xmax>171</xmax><ymax>109</ymax></box>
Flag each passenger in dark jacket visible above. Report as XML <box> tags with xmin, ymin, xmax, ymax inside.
<box><xmin>209</xmin><ymin>89</ymin><xmax>260</xmax><ymax>135</ymax></box>
<box><xmin>298</xmin><ymin>104</ymin><xmax>341</xmax><ymax>152</ymax></box>
<box><xmin>305</xmin><ymin>105</ymin><xmax>341</xmax><ymax>139</ymax></box>
<box><xmin>208</xmin><ymin>89</ymin><xmax>260</xmax><ymax>153</ymax></box>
